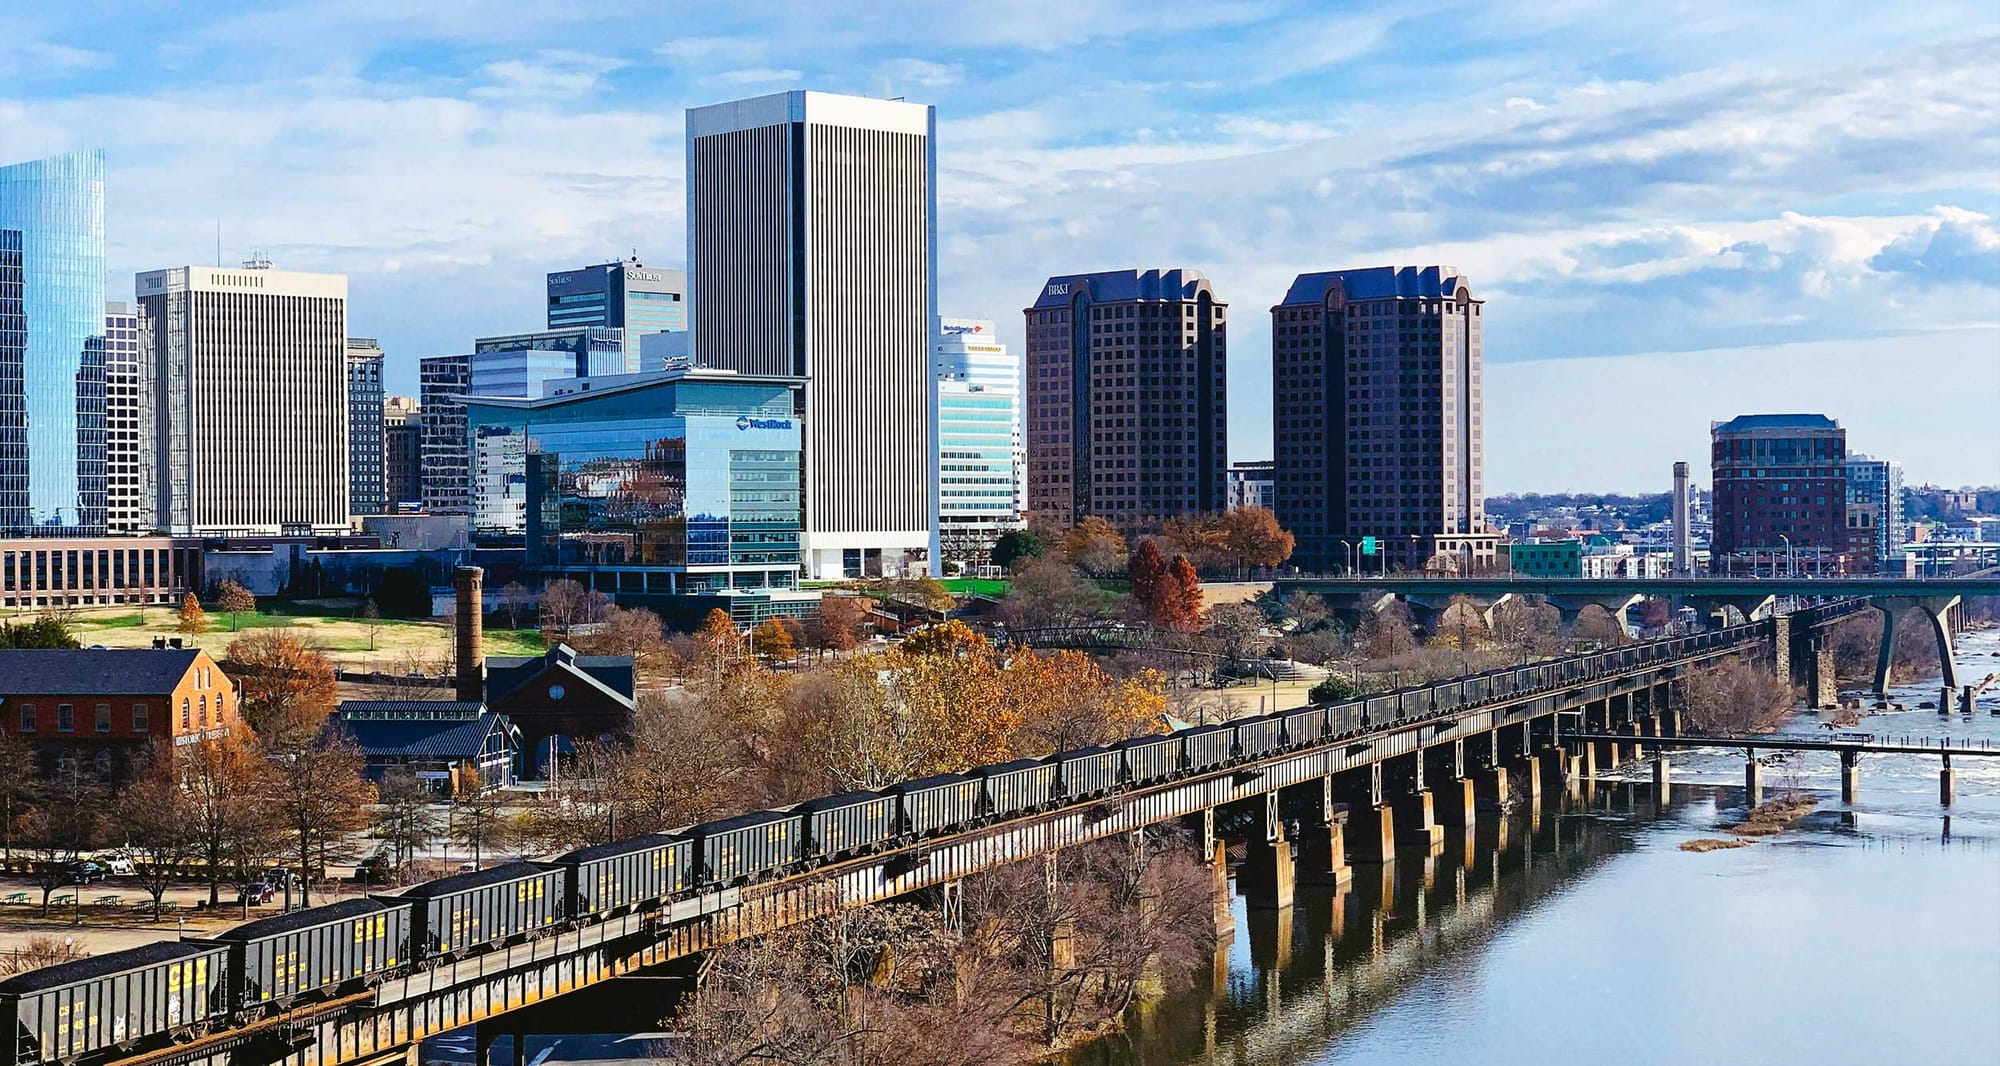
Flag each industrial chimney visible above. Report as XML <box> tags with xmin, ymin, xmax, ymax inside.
<box><xmin>454</xmin><ymin>566</ymin><xmax>485</xmax><ymax>703</ymax></box>
<box><xmin>1672</xmin><ymin>462</ymin><xmax>1692</xmax><ymax>577</ymax></box>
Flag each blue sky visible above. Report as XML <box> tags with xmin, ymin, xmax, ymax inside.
<box><xmin>4</xmin><ymin>0</ymin><xmax>1996</xmax><ymax>491</ymax></box>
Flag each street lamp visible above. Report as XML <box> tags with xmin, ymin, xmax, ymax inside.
<box><xmin>1778</xmin><ymin>534</ymin><xmax>1792</xmax><ymax>578</ymax></box>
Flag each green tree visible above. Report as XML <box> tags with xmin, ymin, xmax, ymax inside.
<box><xmin>1308</xmin><ymin>674</ymin><xmax>1356</xmax><ymax>704</ymax></box>
<box><xmin>992</xmin><ymin>529</ymin><xmax>1044</xmax><ymax>570</ymax></box>
<box><xmin>0</xmin><ymin>616</ymin><xmax>80</xmax><ymax>649</ymax></box>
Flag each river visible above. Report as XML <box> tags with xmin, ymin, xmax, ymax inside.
<box><xmin>1070</xmin><ymin>626</ymin><xmax>2000</xmax><ymax>1066</ymax></box>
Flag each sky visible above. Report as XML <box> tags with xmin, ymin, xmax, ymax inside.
<box><xmin>3</xmin><ymin>0</ymin><xmax>1997</xmax><ymax>492</ymax></box>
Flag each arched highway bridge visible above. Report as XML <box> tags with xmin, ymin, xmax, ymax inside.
<box><xmin>1277</xmin><ymin>575</ymin><xmax>2000</xmax><ymax>698</ymax></box>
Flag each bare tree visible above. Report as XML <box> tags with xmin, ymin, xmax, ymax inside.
<box><xmin>375</xmin><ymin>771</ymin><xmax>438</xmax><ymax>873</ymax></box>
<box><xmin>271</xmin><ymin>730</ymin><xmax>378</xmax><ymax>906</ymax></box>
<box><xmin>496</xmin><ymin>581</ymin><xmax>533</xmax><ymax>631</ymax></box>
<box><xmin>539</xmin><ymin>579</ymin><xmax>609</xmax><ymax>646</ymax></box>
<box><xmin>114</xmin><ymin>757</ymin><xmax>201</xmax><ymax>921</ymax></box>
<box><xmin>180</xmin><ymin>734</ymin><xmax>283</xmax><ymax>906</ymax></box>
<box><xmin>1681</xmin><ymin>658</ymin><xmax>1799</xmax><ymax>735</ymax></box>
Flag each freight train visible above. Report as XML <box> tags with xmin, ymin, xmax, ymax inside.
<box><xmin>0</xmin><ymin>625</ymin><xmax>1747</xmax><ymax>1066</ymax></box>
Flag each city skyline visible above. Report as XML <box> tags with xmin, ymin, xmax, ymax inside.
<box><xmin>0</xmin><ymin>4</ymin><xmax>1995</xmax><ymax>491</ymax></box>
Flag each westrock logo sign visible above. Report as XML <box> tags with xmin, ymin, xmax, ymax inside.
<box><xmin>736</xmin><ymin>416</ymin><xmax>793</xmax><ymax>431</ymax></box>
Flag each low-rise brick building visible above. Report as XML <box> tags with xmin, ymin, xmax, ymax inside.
<box><xmin>0</xmin><ymin>647</ymin><xmax>239</xmax><ymax>779</ymax></box>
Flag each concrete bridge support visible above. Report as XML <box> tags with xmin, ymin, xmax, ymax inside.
<box><xmin>1745</xmin><ymin>753</ymin><xmax>1763</xmax><ymax>806</ymax></box>
<box><xmin>1941</xmin><ymin>755</ymin><xmax>1955</xmax><ymax>807</ymax></box>
<box><xmin>1840</xmin><ymin>751</ymin><xmax>1859</xmax><ymax>805</ymax></box>
<box><xmin>1653</xmin><ymin>756</ymin><xmax>1671</xmax><ymax>801</ymax></box>
<box><xmin>1349</xmin><ymin>804</ymin><xmax>1396</xmax><ymax>863</ymax></box>
<box><xmin>1548</xmin><ymin>593</ymin><xmax>1645</xmax><ymax>639</ymax></box>
<box><xmin>1872</xmin><ymin>595</ymin><xmax>1964</xmax><ymax>699</ymax></box>
<box><xmin>1687</xmin><ymin>594</ymin><xmax>1776</xmax><ymax>628</ymax></box>
<box><xmin>1241</xmin><ymin>828</ymin><xmax>1295</xmax><ymax>911</ymax></box>
<box><xmin>1296</xmin><ymin>820</ymin><xmax>1353</xmax><ymax>888</ymax></box>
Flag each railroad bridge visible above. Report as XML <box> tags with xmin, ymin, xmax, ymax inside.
<box><xmin>81</xmin><ymin>608</ymin><xmax>1863</xmax><ymax>1066</ymax></box>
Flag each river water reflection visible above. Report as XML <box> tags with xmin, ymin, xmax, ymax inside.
<box><xmin>1073</xmin><ymin>629</ymin><xmax>2000</xmax><ymax>1066</ymax></box>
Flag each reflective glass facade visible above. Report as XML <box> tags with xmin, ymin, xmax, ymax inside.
<box><xmin>465</xmin><ymin>372</ymin><xmax>804</xmax><ymax>592</ymax></box>
<box><xmin>0</xmin><ymin>152</ymin><xmax>106</xmax><ymax>535</ymax></box>
<box><xmin>937</xmin><ymin>381</ymin><xmax>1021</xmax><ymax>562</ymax></box>
<box><xmin>546</xmin><ymin>260</ymin><xmax>686</xmax><ymax>364</ymax></box>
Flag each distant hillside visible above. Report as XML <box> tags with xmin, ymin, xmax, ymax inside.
<box><xmin>1486</xmin><ymin>492</ymin><xmax>1674</xmax><ymax>526</ymax></box>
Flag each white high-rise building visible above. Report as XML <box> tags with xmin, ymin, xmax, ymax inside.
<box><xmin>687</xmin><ymin>90</ymin><xmax>938</xmax><ymax>579</ymax></box>
<box><xmin>104</xmin><ymin>301</ymin><xmax>145</xmax><ymax>534</ymax></box>
<box><xmin>934</xmin><ymin>318</ymin><xmax>1022</xmax><ymax>563</ymax></box>
<box><xmin>136</xmin><ymin>263</ymin><xmax>349</xmax><ymax>535</ymax></box>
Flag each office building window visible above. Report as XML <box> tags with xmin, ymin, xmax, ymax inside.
<box><xmin>95</xmin><ymin>703</ymin><xmax>111</xmax><ymax>733</ymax></box>
<box><xmin>133</xmin><ymin>703</ymin><xmax>149</xmax><ymax>732</ymax></box>
<box><xmin>18</xmin><ymin>704</ymin><xmax>34</xmax><ymax>732</ymax></box>
<box><xmin>57</xmin><ymin>704</ymin><xmax>74</xmax><ymax>733</ymax></box>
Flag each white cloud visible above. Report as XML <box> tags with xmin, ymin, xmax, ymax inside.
<box><xmin>473</xmin><ymin>50</ymin><xmax>626</xmax><ymax>100</ymax></box>
<box><xmin>708</xmin><ymin>67</ymin><xmax>805</xmax><ymax>87</ymax></box>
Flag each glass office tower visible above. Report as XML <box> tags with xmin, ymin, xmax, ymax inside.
<box><xmin>0</xmin><ymin>151</ymin><xmax>107</xmax><ymax>535</ymax></box>
<box><xmin>464</xmin><ymin>369</ymin><xmax>805</xmax><ymax>598</ymax></box>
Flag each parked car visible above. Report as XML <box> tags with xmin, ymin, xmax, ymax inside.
<box><xmin>260</xmin><ymin>867</ymin><xmax>293</xmax><ymax>889</ymax></box>
<box><xmin>61</xmin><ymin>862</ymin><xmax>107</xmax><ymax>885</ymax></box>
<box><xmin>237</xmin><ymin>883</ymin><xmax>275</xmax><ymax>907</ymax></box>
<box><xmin>100</xmin><ymin>854</ymin><xmax>135</xmax><ymax>876</ymax></box>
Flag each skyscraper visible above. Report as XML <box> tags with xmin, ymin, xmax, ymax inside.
<box><xmin>1272</xmin><ymin>266</ymin><xmax>1494</xmax><ymax>574</ymax></box>
<box><xmin>546</xmin><ymin>257</ymin><xmax>685</xmax><ymax>366</ymax></box>
<box><xmin>1709</xmin><ymin>413</ymin><xmax>1847</xmax><ymax>575</ymax></box>
<box><xmin>1023</xmin><ymin>269</ymin><xmax>1228</xmax><ymax>530</ymax></box>
<box><xmin>0</xmin><ymin>151</ymin><xmax>107</xmax><ymax>536</ymax></box>
<box><xmin>105</xmin><ymin>302</ymin><xmax>144</xmax><ymax>535</ymax></box>
<box><xmin>934</xmin><ymin>318</ymin><xmax>1023</xmax><ymax>563</ymax></box>
<box><xmin>687</xmin><ymin>90</ymin><xmax>938</xmax><ymax>579</ymax></box>
<box><xmin>346</xmin><ymin>338</ymin><xmax>386</xmax><ymax>517</ymax></box>
<box><xmin>1844</xmin><ymin>453</ymin><xmax>1904</xmax><ymax>572</ymax></box>
<box><xmin>136</xmin><ymin>263</ymin><xmax>350</xmax><ymax>535</ymax></box>
<box><xmin>383</xmin><ymin>396</ymin><xmax>421</xmax><ymax>509</ymax></box>
<box><xmin>419</xmin><ymin>354</ymin><xmax>471</xmax><ymax>515</ymax></box>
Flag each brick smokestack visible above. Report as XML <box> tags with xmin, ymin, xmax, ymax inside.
<box><xmin>454</xmin><ymin>566</ymin><xmax>484</xmax><ymax>703</ymax></box>
<box><xmin>1672</xmin><ymin>462</ymin><xmax>1692</xmax><ymax>577</ymax></box>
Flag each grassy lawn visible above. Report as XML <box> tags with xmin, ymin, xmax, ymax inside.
<box><xmin>941</xmin><ymin>577</ymin><xmax>1009</xmax><ymax>597</ymax></box>
<box><xmin>60</xmin><ymin>604</ymin><xmax>546</xmax><ymax>669</ymax></box>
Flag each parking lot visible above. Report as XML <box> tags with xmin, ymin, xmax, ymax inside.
<box><xmin>0</xmin><ymin>871</ymin><xmax>388</xmax><ymax>955</ymax></box>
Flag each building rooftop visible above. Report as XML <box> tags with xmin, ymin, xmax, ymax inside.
<box><xmin>1278</xmin><ymin>266</ymin><xmax>1471</xmax><ymax>307</ymax></box>
<box><xmin>485</xmin><ymin>645</ymin><xmax>636</xmax><ymax>707</ymax></box>
<box><xmin>1712</xmin><ymin>413</ymin><xmax>1841</xmax><ymax>433</ymax></box>
<box><xmin>0</xmin><ymin>648</ymin><xmax>202</xmax><ymax>695</ymax></box>
<box><xmin>1029</xmin><ymin>268</ymin><xmax>1217</xmax><ymax>310</ymax></box>
<box><xmin>332</xmin><ymin>712</ymin><xmax>515</xmax><ymax>761</ymax></box>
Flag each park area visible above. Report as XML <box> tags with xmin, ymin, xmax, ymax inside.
<box><xmin>58</xmin><ymin>601</ymin><xmax>544</xmax><ymax>671</ymax></box>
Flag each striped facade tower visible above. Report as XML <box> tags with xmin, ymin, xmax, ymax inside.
<box><xmin>687</xmin><ymin>90</ymin><xmax>939</xmax><ymax>580</ymax></box>
<box><xmin>136</xmin><ymin>263</ymin><xmax>350</xmax><ymax>536</ymax></box>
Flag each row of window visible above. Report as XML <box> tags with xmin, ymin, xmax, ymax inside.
<box><xmin>15</xmin><ymin>691</ymin><xmax>221</xmax><ymax>734</ymax></box>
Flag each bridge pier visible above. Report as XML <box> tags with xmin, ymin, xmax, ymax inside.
<box><xmin>1840</xmin><ymin>750</ymin><xmax>1859</xmax><ymax>805</ymax></box>
<box><xmin>1349</xmin><ymin>804</ymin><xmax>1397</xmax><ymax>863</ymax></box>
<box><xmin>1208</xmin><ymin>838</ymin><xmax>1234</xmax><ymax>938</ymax></box>
<box><xmin>1476</xmin><ymin>765</ymin><xmax>1509</xmax><ymax>810</ymax></box>
<box><xmin>1512</xmin><ymin>751</ymin><xmax>1542</xmax><ymax>804</ymax></box>
<box><xmin>1745</xmin><ymin>752</ymin><xmax>1763</xmax><ymax>806</ymax></box>
<box><xmin>1941</xmin><ymin>755</ymin><xmax>1955</xmax><ymax>807</ymax></box>
<box><xmin>1873</xmin><ymin>595</ymin><xmax>1964</xmax><ymax>699</ymax></box>
<box><xmin>1435</xmin><ymin>776</ymin><xmax>1477</xmax><ymax>826</ymax></box>
<box><xmin>1240</xmin><ymin>827</ymin><xmax>1295</xmax><ymax>911</ymax></box>
<box><xmin>1653</xmin><ymin>756</ymin><xmax>1671</xmax><ymax>802</ymax></box>
<box><xmin>1395</xmin><ymin>791</ymin><xmax>1443</xmax><ymax>849</ymax></box>
<box><xmin>1296</xmin><ymin>819</ymin><xmax>1353</xmax><ymax>888</ymax></box>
